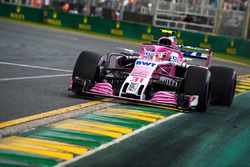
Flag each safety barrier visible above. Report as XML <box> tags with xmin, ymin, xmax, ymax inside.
<box><xmin>0</xmin><ymin>2</ymin><xmax>249</xmax><ymax>58</ymax></box>
<box><xmin>0</xmin><ymin>3</ymin><xmax>43</xmax><ymax>22</ymax></box>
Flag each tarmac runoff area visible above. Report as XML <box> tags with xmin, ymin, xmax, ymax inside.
<box><xmin>0</xmin><ymin>75</ymin><xmax>249</xmax><ymax>166</ymax></box>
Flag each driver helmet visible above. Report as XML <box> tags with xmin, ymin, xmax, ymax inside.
<box><xmin>158</xmin><ymin>36</ymin><xmax>177</xmax><ymax>48</ymax></box>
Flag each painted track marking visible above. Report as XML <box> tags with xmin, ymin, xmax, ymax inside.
<box><xmin>0</xmin><ymin>74</ymin><xmax>249</xmax><ymax>166</ymax></box>
<box><xmin>56</xmin><ymin>85</ymin><xmax>250</xmax><ymax>166</ymax></box>
<box><xmin>0</xmin><ymin>143</ymin><xmax>74</xmax><ymax>160</ymax></box>
<box><xmin>0</xmin><ymin>74</ymin><xmax>71</xmax><ymax>82</ymax></box>
<box><xmin>236</xmin><ymin>74</ymin><xmax>250</xmax><ymax>94</ymax></box>
<box><xmin>0</xmin><ymin>103</ymin><xmax>179</xmax><ymax>166</ymax></box>
<box><xmin>53</xmin><ymin>119</ymin><xmax>133</xmax><ymax>134</ymax></box>
<box><xmin>1</xmin><ymin>136</ymin><xmax>88</xmax><ymax>155</ymax></box>
<box><xmin>50</xmin><ymin>121</ymin><xmax>124</xmax><ymax>138</ymax></box>
<box><xmin>0</xmin><ymin>61</ymin><xmax>72</xmax><ymax>72</ymax></box>
<box><xmin>56</xmin><ymin>112</ymin><xmax>183</xmax><ymax>167</ymax></box>
<box><xmin>0</xmin><ymin>100</ymin><xmax>104</xmax><ymax>129</ymax></box>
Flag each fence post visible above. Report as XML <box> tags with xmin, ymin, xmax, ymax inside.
<box><xmin>152</xmin><ymin>0</ymin><xmax>159</xmax><ymax>26</ymax></box>
<box><xmin>214</xmin><ymin>0</ymin><xmax>224</xmax><ymax>33</ymax></box>
<box><xmin>243</xmin><ymin>1</ymin><xmax>250</xmax><ymax>39</ymax></box>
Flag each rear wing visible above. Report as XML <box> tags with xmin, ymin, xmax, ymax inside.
<box><xmin>160</xmin><ymin>29</ymin><xmax>176</xmax><ymax>36</ymax></box>
<box><xmin>177</xmin><ymin>45</ymin><xmax>212</xmax><ymax>66</ymax></box>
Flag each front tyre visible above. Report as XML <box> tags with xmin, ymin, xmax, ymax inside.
<box><xmin>182</xmin><ymin>66</ymin><xmax>211</xmax><ymax>112</ymax></box>
<box><xmin>209</xmin><ymin>66</ymin><xmax>236</xmax><ymax>106</ymax></box>
<box><xmin>71</xmin><ymin>51</ymin><xmax>105</xmax><ymax>95</ymax></box>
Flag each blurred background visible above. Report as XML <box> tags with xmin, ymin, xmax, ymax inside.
<box><xmin>2</xmin><ymin>0</ymin><xmax>249</xmax><ymax>39</ymax></box>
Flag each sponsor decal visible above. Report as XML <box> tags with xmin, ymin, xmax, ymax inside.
<box><xmin>132</xmin><ymin>70</ymin><xmax>149</xmax><ymax>78</ymax></box>
<box><xmin>111</xmin><ymin>29</ymin><xmax>123</xmax><ymax>36</ymax></box>
<box><xmin>136</xmin><ymin>61</ymin><xmax>156</xmax><ymax>67</ymax></box>
<box><xmin>111</xmin><ymin>21</ymin><xmax>123</xmax><ymax>36</ymax></box>
<box><xmin>226</xmin><ymin>38</ymin><xmax>237</xmax><ymax>55</ymax></box>
<box><xmin>144</xmin><ymin>51</ymin><xmax>149</xmax><ymax>59</ymax></box>
<box><xmin>132</xmin><ymin>60</ymin><xmax>156</xmax><ymax>78</ymax></box>
<box><xmin>177</xmin><ymin>31</ymin><xmax>184</xmax><ymax>44</ymax></box>
<box><xmin>226</xmin><ymin>48</ymin><xmax>236</xmax><ymax>55</ymax></box>
<box><xmin>142</xmin><ymin>34</ymin><xmax>154</xmax><ymax>41</ymax></box>
<box><xmin>189</xmin><ymin>95</ymin><xmax>199</xmax><ymax>107</ymax></box>
<box><xmin>44</xmin><ymin>18</ymin><xmax>61</xmax><ymax>26</ymax></box>
<box><xmin>169</xmin><ymin>52</ymin><xmax>179</xmax><ymax>63</ymax></box>
<box><xmin>132</xmin><ymin>61</ymin><xmax>156</xmax><ymax>78</ymax></box>
<box><xmin>10</xmin><ymin>6</ymin><xmax>25</xmax><ymax>20</ymax></box>
<box><xmin>127</xmin><ymin>82</ymin><xmax>139</xmax><ymax>92</ymax></box>
<box><xmin>78</xmin><ymin>16</ymin><xmax>91</xmax><ymax>31</ymax></box>
<box><xmin>43</xmin><ymin>11</ymin><xmax>61</xmax><ymax>26</ymax></box>
<box><xmin>141</xmin><ymin>26</ymin><xmax>154</xmax><ymax>41</ymax></box>
<box><xmin>199</xmin><ymin>34</ymin><xmax>211</xmax><ymax>48</ymax></box>
<box><xmin>181</xmin><ymin>50</ymin><xmax>202</xmax><ymax>57</ymax></box>
<box><xmin>144</xmin><ymin>51</ymin><xmax>154</xmax><ymax>60</ymax></box>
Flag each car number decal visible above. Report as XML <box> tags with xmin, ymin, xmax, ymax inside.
<box><xmin>130</xmin><ymin>77</ymin><xmax>144</xmax><ymax>83</ymax></box>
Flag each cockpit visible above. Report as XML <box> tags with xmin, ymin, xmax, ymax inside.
<box><xmin>144</xmin><ymin>51</ymin><xmax>170</xmax><ymax>61</ymax></box>
<box><xmin>157</xmin><ymin>36</ymin><xmax>177</xmax><ymax>48</ymax></box>
<box><xmin>140</xmin><ymin>44</ymin><xmax>183</xmax><ymax>63</ymax></box>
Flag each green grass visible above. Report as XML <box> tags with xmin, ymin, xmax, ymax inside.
<box><xmin>1</xmin><ymin>16</ymin><xmax>250</xmax><ymax>66</ymax></box>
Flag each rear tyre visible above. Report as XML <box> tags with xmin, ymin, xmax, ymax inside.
<box><xmin>209</xmin><ymin>66</ymin><xmax>236</xmax><ymax>106</ymax></box>
<box><xmin>72</xmin><ymin>51</ymin><xmax>105</xmax><ymax>95</ymax></box>
<box><xmin>182</xmin><ymin>66</ymin><xmax>211</xmax><ymax>112</ymax></box>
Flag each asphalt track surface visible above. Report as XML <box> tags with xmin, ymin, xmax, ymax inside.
<box><xmin>0</xmin><ymin>19</ymin><xmax>250</xmax><ymax>123</ymax></box>
<box><xmin>0</xmin><ymin>19</ymin><xmax>250</xmax><ymax>167</ymax></box>
<box><xmin>0</xmin><ymin>19</ymin><xmax>137</xmax><ymax>122</ymax></box>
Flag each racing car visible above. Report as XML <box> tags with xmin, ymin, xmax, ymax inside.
<box><xmin>69</xmin><ymin>29</ymin><xmax>236</xmax><ymax>112</ymax></box>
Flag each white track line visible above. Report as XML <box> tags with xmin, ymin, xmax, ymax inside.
<box><xmin>235</xmin><ymin>90</ymin><xmax>250</xmax><ymax>97</ymax></box>
<box><xmin>56</xmin><ymin>112</ymin><xmax>184</xmax><ymax>167</ymax></box>
<box><xmin>0</xmin><ymin>74</ymin><xmax>72</xmax><ymax>81</ymax></box>
<box><xmin>0</xmin><ymin>61</ymin><xmax>72</xmax><ymax>72</ymax></box>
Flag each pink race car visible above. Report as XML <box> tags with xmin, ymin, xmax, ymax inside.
<box><xmin>69</xmin><ymin>30</ymin><xmax>236</xmax><ymax>112</ymax></box>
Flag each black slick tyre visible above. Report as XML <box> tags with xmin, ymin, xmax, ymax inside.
<box><xmin>182</xmin><ymin>66</ymin><xmax>211</xmax><ymax>112</ymax></box>
<box><xmin>209</xmin><ymin>66</ymin><xmax>236</xmax><ymax>106</ymax></box>
<box><xmin>72</xmin><ymin>51</ymin><xmax>105</xmax><ymax>95</ymax></box>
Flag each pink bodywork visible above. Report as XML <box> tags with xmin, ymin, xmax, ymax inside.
<box><xmin>89</xmin><ymin>43</ymin><xmax>184</xmax><ymax>105</ymax></box>
<box><xmin>150</xmin><ymin>91</ymin><xmax>177</xmax><ymax>105</ymax></box>
<box><xmin>71</xmin><ymin>35</ymin><xmax>212</xmax><ymax>109</ymax></box>
<box><xmin>90</xmin><ymin>83</ymin><xmax>113</xmax><ymax>95</ymax></box>
<box><xmin>90</xmin><ymin>82</ymin><xmax>177</xmax><ymax>106</ymax></box>
<box><xmin>139</xmin><ymin>44</ymin><xmax>183</xmax><ymax>76</ymax></box>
